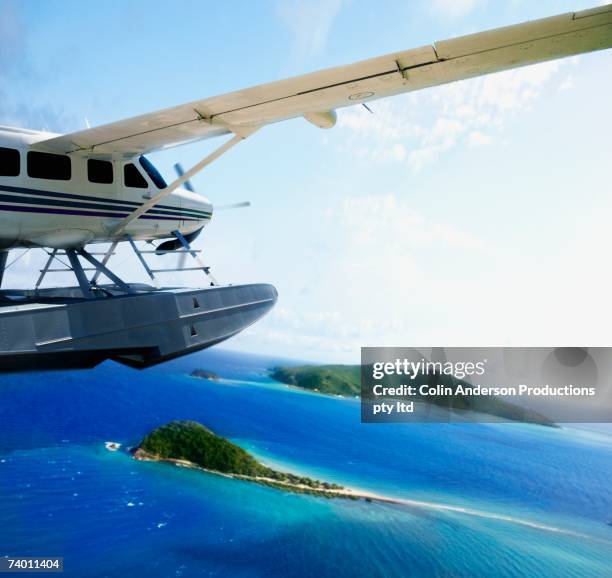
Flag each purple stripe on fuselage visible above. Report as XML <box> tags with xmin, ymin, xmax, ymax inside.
<box><xmin>0</xmin><ymin>204</ymin><xmax>199</xmax><ymax>221</ymax></box>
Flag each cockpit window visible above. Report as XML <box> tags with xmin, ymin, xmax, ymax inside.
<box><xmin>139</xmin><ymin>156</ymin><xmax>167</xmax><ymax>189</ymax></box>
<box><xmin>124</xmin><ymin>163</ymin><xmax>148</xmax><ymax>188</ymax></box>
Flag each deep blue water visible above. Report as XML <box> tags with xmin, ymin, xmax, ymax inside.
<box><xmin>1</xmin><ymin>349</ymin><xmax>611</xmax><ymax>577</ymax></box>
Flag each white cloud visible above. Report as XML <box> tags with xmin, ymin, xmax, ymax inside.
<box><xmin>331</xmin><ymin>193</ymin><xmax>491</xmax><ymax>253</ymax></box>
<box><xmin>467</xmin><ymin>130</ymin><xmax>491</xmax><ymax>146</ymax></box>
<box><xmin>476</xmin><ymin>60</ymin><xmax>563</xmax><ymax>111</ymax></box>
<box><xmin>338</xmin><ymin>97</ymin><xmax>425</xmax><ymax>142</ymax></box>
<box><xmin>558</xmin><ymin>75</ymin><xmax>574</xmax><ymax>92</ymax></box>
<box><xmin>391</xmin><ymin>143</ymin><xmax>407</xmax><ymax>161</ymax></box>
<box><xmin>408</xmin><ymin>116</ymin><xmax>464</xmax><ymax>170</ymax></box>
<box><xmin>277</xmin><ymin>0</ymin><xmax>344</xmax><ymax>61</ymax></box>
<box><xmin>337</xmin><ymin>58</ymin><xmax>574</xmax><ymax>172</ymax></box>
<box><xmin>228</xmin><ymin>191</ymin><xmax>497</xmax><ymax>361</ymax></box>
<box><xmin>430</xmin><ymin>0</ymin><xmax>485</xmax><ymax>18</ymax></box>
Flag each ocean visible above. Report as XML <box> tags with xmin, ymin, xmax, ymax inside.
<box><xmin>1</xmin><ymin>348</ymin><xmax>611</xmax><ymax>577</ymax></box>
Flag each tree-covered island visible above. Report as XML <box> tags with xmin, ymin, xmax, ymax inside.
<box><xmin>133</xmin><ymin>420</ymin><xmax>355</xmax><ymax>498</ymax></box>
<box><xmin>190</xmin><ymin>369</ymin><xmax>220</xmax><ymax>381</ymax></box>
<box><xmin>270</xmin><ymin>365</ymin><xmax>555</xmax><ymax>426</ymax></box>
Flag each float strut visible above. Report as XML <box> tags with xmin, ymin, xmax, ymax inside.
<box><xmin>0</xmin><ymin>251</ymin><xmax>8</xmax><ymax>288</ymax></box>
<box><xmin>77</xmin><ymin>247</ymin><xmax>132</xmax><ymax>293</ymax></box>
<box><xmin>65</xmin><ymin>249</ymin><xmax>96</xmax><ymax>299</ymax></box>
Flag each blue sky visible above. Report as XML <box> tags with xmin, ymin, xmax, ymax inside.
<box><xmin>1</xmin><ymin>0</ymin><xmax>611</xmax><ymax>362</ymax></box>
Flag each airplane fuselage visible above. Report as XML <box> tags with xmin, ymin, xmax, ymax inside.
<box><xmin>0</xmin><ymin>126</ymin><xmax>212</xmax><ymax>249</ymax></box>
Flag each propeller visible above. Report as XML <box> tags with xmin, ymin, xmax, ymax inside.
<box><xmin>216</xmin><ymin>201</ymin><xmax>251</xmax><ymax>210</ymax></box>
<box><xmin>155</xmin><ymin>163</ymin><xmax>251</xmax><ymax>266</ymax></box>
<box><xmin>174</xmin><ymin>162</ymin><xmax>250</xmax><ymax>210</ymax></box>
<box><xmin>155</xmin><ymin>227</ymin><xmax>204</xmax><ymax>255</ymax></box>
<box><xmin>173</xmin><ymin>162</ymin><xmax>195</xmax><ymax>192</ymax></box>
<box><xmin>155</xmin><ymin>163</ymin><xmax>203</xmax><ymax>258</ymax></box>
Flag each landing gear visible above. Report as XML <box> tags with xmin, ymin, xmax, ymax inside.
<box><xmin>35</xmin><ymin>246</ymin><xmax>131</xmax><ymax>299</ymax></box>
<box><xmin>127</xmin><ymin>230</ymin><xmax>218</xmax><ymax>288</ymax></box>
<box><xmin>33</xmin><ymin>232</ymin><xmax>217</xmax><ymax>299</ymax></box>
<box><xmin>0</xmin><ymin>239</ymin><xmax>275</xmax><ymax>370</ymax></box>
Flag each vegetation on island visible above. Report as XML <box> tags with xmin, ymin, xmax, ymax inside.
<box><xmin>270</xmin><ymin>365</ymin><xmax>360</xmax><ymax>396</ymax></box>
<box><xmin>134</xmin><ymin>420</ymin><xmax>345</xmax><ymax>496</ymax></box>
<box><xmin>190</xmin><ymin>369</ymin><xmax>220</xmax><ymax>381</ymax></box>
<box><xmin>270</xmin><ymin>365</ymin><xmax>555</xmax><ymax>427</ymax></box>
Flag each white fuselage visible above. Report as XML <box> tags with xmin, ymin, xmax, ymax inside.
<box><xmin>0</xmin><ymin>126</ymin><xmax>212</xmax><ymax>249</ymax></box>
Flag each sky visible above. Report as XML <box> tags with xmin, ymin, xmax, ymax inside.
<box><xmin>1</xmin><ymin>0</ymin><xmax>611</xmax><ymax>363</ymax></box>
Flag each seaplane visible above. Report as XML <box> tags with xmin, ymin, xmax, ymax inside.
<box><xmin>0</xmin><ymin>5</ymin><xmax>610</xmax><ymax>370</ymax></box>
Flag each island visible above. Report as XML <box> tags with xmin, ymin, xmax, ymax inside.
<box><xmin>190</xmin><ymin>369</ymin><xmax>220</xmax><ymax>381</ymax></box>
<box><xmin>104</xmin><ymin>441</ymin><xmax>121</xmax><ymax>452</ymax></box>
<box><xmin>133</xmin><ymin>420</ymin><xmax>360</xmax><ymax>498</ymax></box>
<box><xmin>131</xmin><ymin>423</ymin><xmax>583</xmax><ymax>535</ymax></box>
<box><xmin>270</xmin><ymin>365</ymin><xmax>555</xmax><ymax>427</ymax></box>
<box><xmin>271</xmin><ymin>365</ymin><xmax>360</xmax><ymax>396</ymax></box>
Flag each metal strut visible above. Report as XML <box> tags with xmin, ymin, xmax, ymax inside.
<box><xmin>36</xmin><ymin>246</ymin><xmax>131</xmax><ymax>298</ymax></box>
<box><xmin>127</xmin><ymin>235</ymin><xmax>159</xmax><ymax>287</ymax></box>
<box><xmin>90</xmin><ymin>240</ymin><xmax>118</xmax><ymax>285</ymax></box>
<box><xmin>108</xmin><ymin>129</ymin><xmax>257</xmax><ymax>287</ymax></box>
<box><xmin>127</xmin><ymin>233</ymin><xmax>217</xmax><ymax>286</ymax></box>
<box><xmin>35</xmin><ymin>249</ymin><xmax>58</xmax><ymax>290</ymax></box>
<box><xmin>113</xmin><ymin>128</ymin><xmax>257</xmax><ymax>236</ymax></box>
<box><xmin>171</xmin><ymin>230</ymin><xmax>219</xmax><ymax>286</ymax></box>
<box><xmin>0</xmin><ymin>251</ymin><xmax>8</xmax><ymax>289</ymax></box>
<box><xmin>65</xmin><ymin>249</ymin><xmax>96</xmax><ymax>299</ymax></box>
<box><xmin>76</xmin><ymin>248</ymin><xmax>132</xmax><ymax>293</ymax></box>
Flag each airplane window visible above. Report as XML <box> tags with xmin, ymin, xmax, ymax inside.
<box><xmin>27</xmin><ymin>151</ymin><xmax>71</xmax><ymax>180</ymax></box>
<box><xmin>124</xmin><ymin>163</ymin><xmax>148</xmax><ymax>188</ymax></box>
<box><xmin>0</xmin><ymin>147</ymin><xmax>20</xmax><ymax>177</ymax></box>
<box><xmin>139</xmin><ymin>156</ymin><xmax>167</xmax><ymax>188</ymax></box>
<box><xmin>88</xmin><ymin>159</ymin><xmax>113</xmax><ymax>184</ymax></box>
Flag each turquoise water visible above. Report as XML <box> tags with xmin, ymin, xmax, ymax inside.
<box><xmin>1</xmin><ymin>349</ymin><xmax>611</xmax><ymax>577</ymax></box>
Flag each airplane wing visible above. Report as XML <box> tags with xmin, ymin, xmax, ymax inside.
<box><xmin>36</xmin><ymin>4</ymin><xmax>612</xmax><ymax>156</ymax></box>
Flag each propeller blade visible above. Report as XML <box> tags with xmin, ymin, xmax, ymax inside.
<box><xmin>216</xmin><ymin>201</ymin><xmax>251</xmax><ymax>211</ymax></box>
<box><xmin>174</xmin><ymin>162</ymin><xmax>195</xmax><ymax>192</ymax></box>
<box><xmin>155</xmin><ymin>227</ymin><xmax>204</xmax><ymax>255</ymax></box>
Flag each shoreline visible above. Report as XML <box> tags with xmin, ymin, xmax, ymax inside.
<box><xmin>268</xmin><ymin>367</ymin><xmax>556</xmax><ymax>428</ymax></box>
<box><xmin>132</xmin><ymin>450</ymin><xmax>599</xmax><ymax>540</ymax></box>
<box><xmin>133</xmin><ymin>449</ymin><xmax>379</xmax><ymax>501</ymax></box>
